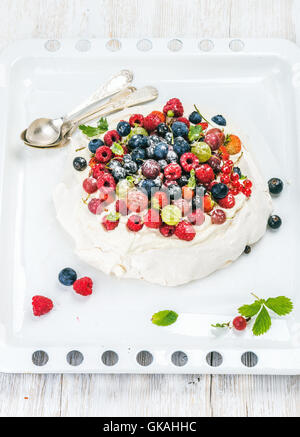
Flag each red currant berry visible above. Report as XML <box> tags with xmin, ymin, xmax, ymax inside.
<box><xmin>233</xmin><ymin>316</ymin><xmax>247</xmax><ymax>331</ymax></box>
<box><xmin>231</xmin><ymin>188</ymin><xmax>240</xmax><ymax>196</ymax></box>
<box><xmin>221</xmin><ymin>164</ymin><xmax>231</xmax><ymax>175</ymax></box>
<box><xmin>244</xmin><ymin>180</ymin><xmax>253</xmax><ymax>189</ymax></box>
<box><xmin>243</xmin><ymin>188</ymin><xmax>252</xmax><ymax>198</ymax></box>
<box><xmin>221</xmin><ymin>175</ymin><xmax>230</xmax><ymax>185</ymax></box>
<box><xmin>227</xmin><ymin>160</ymin><xmax>233</xmax><ymax>168</ymax></box>
<box><xmin>231</xmin><ymin>172</ymin><xmax>240</xmax><ymax>182</ymax></box>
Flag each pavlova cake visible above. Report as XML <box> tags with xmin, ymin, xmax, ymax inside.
<box><xmin>53</xmin><ymin>98</ymin><xmax>273</xmax><ymax>286</ymax></box>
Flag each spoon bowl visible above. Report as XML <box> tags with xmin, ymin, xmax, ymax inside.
<box><xmin>25</xmin><ymin>117</ymin><xmax>64</xmax><ymax>146</ymax></box>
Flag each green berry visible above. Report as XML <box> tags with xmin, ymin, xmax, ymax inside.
<box><xmin>128</xmin><ymin>127</ymin><xmax>149</xmax><ymax>138</ymax></box>
<box><xmin>116</xmin><ymin>179</ymin><xmax>134</xmax><ymax>198</ymax></box>
<box><xmin>161</xmin><ymin>205</ymin><xmax>181</xmax><ymax>226</ymax></box>
<box><xmin>191</xmin><ymin>142</ymin><xmax>212</xmax><ymax>163</ymax></box>
<box><xmin>167</xmin><ymin>110</ymin><xmax>174</xmax><ymax>117</ymax></box>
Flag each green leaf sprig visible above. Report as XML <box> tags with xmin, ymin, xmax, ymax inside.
<box><xmin>151</xmin><ymin>310</ymin><xmax>178</xmax><ymax>327</ymax></box>
<box><xmin>187</xmin><ymin>169</ymin><xmax>196</xmax><ymax>189</ymax></box>
<box><xmin>79</xmin><ymin>117</ymin><xmax>109</xmax><ymax>138</ymax></box>
<box><xmin>111</xmin><ymin>143</ymin><xmax>124</xmax><ymax>156</ymax></box>
<box><xmin>212</xmin><ymin>293</ymin><xmax>293</xmax><ymax>336</ymax></box>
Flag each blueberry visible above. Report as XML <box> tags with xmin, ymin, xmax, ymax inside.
<box><xmin>128</xmin><ymin>135</ymin><xmax>144</xmax><ymax>149</ymax></box>
<box><xmin>123</xmin><ymin>154</ymin><xmax>132</xmax><ymax>162</ymax></box>
<box><xmin>112</xmin><ymin>166</ymin><xmax>127</xmax><ymax>181</ymax></box>
<box><xmin>244</xmin><ymin>245</ymin><xmax>251</xmax><ymax>254</ymax></box>
<box><xmin>107</xmin><ymin>160</ymin><xmax>122</xmax><ymax>171</ymax></box>
<box><xmin>167</xmin><ymin>184</ymin><xmax>182</xmax><ymax>201</ymax></box>
<box><xmin>178</xmin><ymin>175</ymin><xmax>189</xmax><ymax>187</ymax></box>
<box><xmin>166</xmin><ymin>150</ymin><xmax>178</xmax><ymax>163</ymax></box>
<box><xmin>173</xmin><ymin>137</ymin><xmax>190</xmax><ymax>156</ymax></box>
<box><xmin>141</xmin><ymin>179</ymin><xmax>157</xmax><ymax>198</ymax></box>
<box><xmin>148</xmin><ymin>135</ymin><xmax>161</xmax><ymax>147</ymax></box>
<box><xmin>172</xmin><ymin>121</ymin><xmax>189</xmax><ymax>138</ymax></box>
<box><xmin>158</xmin><ymin>159</ymin><xmax>168</xmax><ymax>170</ymax></box>
<box><xmin>73</xmin><ymin>157</ymin><xmax>87</xmax><ymax>171</ymax></box>
<box><xmin>233</xmin><ymin>167</ymin><xmax>242</xmax><ymax>178</ymax></box>
<box><xmin>146</xmin><ymin>145</ymin><xmax>155</xmax><ymax>159</ymax></box>
<box><xmin>154</xmin><ymin>142</ymin><xmax>168</xmax><ymax>160</ymax></box>
<box><xmin>131</xmin><ymin>148</ymin><xmax>146</xmax><ymax>165</ymax></box>
<box><xmin>212</xmin><ymin>115</ymin><xmax>227</xmax><ymax>126</ymax></box>
<box><xmin>124</xmin><ymin>161</ymin><xmax>138</xmax><ymax>175</ymax></box>
<box><xmin>157</xmin><ymin>123</ymin><xmax>169</xmax><ymax>137</ymax></box>
<box><xmin>117</xmin><ymin>121</ymin><xmax>131</xmax><ymax>137</ymax></box>
<box><xmin>268</xmin><ymin>215</ymin><xmax>282</xmax><ymax>229</ymax></box>
<box><xmin>189</xmin><ymin>111</ymin><xmax>202</xmax><ymax>124</ymax></box>
<box><xmin>164</xmin><ymin>132</ymin><xmax>173</xmax><ymax>145</ymax></box>
<box><xmin>268</xmin><ymin>178</ymin><xmax>284</xmax><ymax>195</ymax></box>
<box><xmin>140</xmin><ymin>136</ymin><xmax>149</xmax><ymax>149</ymax></box>
<box><xmin>88</xmin><ymin>138</ymin><xmax>104</xmax><ymax>154</ymax></box>
<box><xmin>211</xmin><ymin>183</ymin><xmax>229</xmax><ymax>200</ymax></box>
<box><xmin>59</xmin><ymin>268</ymin><xmax>77</xmax><ymax>286</ymax></box>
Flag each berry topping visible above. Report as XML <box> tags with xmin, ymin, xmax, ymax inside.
<box><xmin>177</xmin><ymin>117</ymin><xmax>190</xmax><ymax>129</ymax></box>
<box><xmin>142</xmin><ymin>159</ymin><xmax>161</xmax><ymax>179</ymax></box>
<box><xmin>165</xmin><ymin>183</ymin><xmax>182</xmax><ymax>201</ymax></box>
<box><xmin>203</xmin><ymin>194</ymin><xmax>214</xmax><ymax>213</ymax></box>
<box><xmin>131</xmin><ymin>148</ymin><xmax>146</xmax><ymax>164</ymax></box>
<box><xmin>207</xmin><ymin>156</ymin><xmax>221</xmax><ymax>173</ymax></box>
<box><xmin>205</xmin><ymin>129</ymin><xmax>224</xmax><ymax>151</ymax></box>
<box><xmin>95</xmin><ymin>146</ymin><xmax>113</xmax><ymax>163</ymax></box>
<box><xmin>127</xmin><ymin>215</ymin><xmax>144</xmax><ymax>232</ymax></box>
<box><xmin>189</xmin><ymin>111</ymin><xmax>202</xmax><ymax>125</ymax></box>
<box><xmin>217</xmin><ymin>193</ymin><xmax>236</xmax><ymax>209</ymax></box>
<box><xmin>159</xmin><ymin>223</ymin><xmax>176</xmax><ymax>237</ymax></box>
<box><xmin>83</xmin><ymin>177</ymin><xmax>98</xmax><ymax>194</ymax></box>
<box><xmin>73</xmin><ymin>277</ymin><xmax>93</xmax><ymax>296</ymax></box>
<box><xmin>157</xmin><ymin>123</ymin><xmax>169</xmax><ymax>137</ymax></box>
<box><xmin>126</xmin><ymin>189</ymin><xmax>149</xmax><ymax>213</ymax></box>
<box><xmin>163</xmin><ymin>98</ymin><xmax>184</xmax><ymax>117</ymax></box>
<box><xmin>97</xmin><ymin>173</ymin><xmax>116</xmax><ymax>192</ymax></box>
<box><xmin>143</xmin><ymin>114</ymin><xmax>161</xmax><ymax>133</ymax></box>
<box><xmin>73</xmin><ymin>157</ymin><xmax>87</xmax><ymax>172</ymax></box>
<box><xmin>150</xmin><ymin>111</ymin><xmax>166</xmax><ymax>123</ymax></box>
<box><xmin>151</xmin><ymin>191</ymin><xmax>168</xmax><ymax>209</ymax></box>
<box><xmin>233</xmin><ymin>166</ymin><xmax>242</xmax><ymax>178</ymax></box>
<box><xmin>173</xmin><ymin>137</ymin><xmax>190</xmax><ymax>156</ymax></box>
<box><xmin>115</xmin><ymin>199</ymin><xmax>128</xmax><ymax>216</ymax></box>
<box><xmin>154</xmin><ymin>142</ymin><xmax>169</xmax><ymax>160</ymax></box>
<box><xmin>211</xmin><ymin>209</ymin><xmax>227</xmax><ymax>225</ymax></box>
<box><xmin>92</xmin><ymin>163</ymin><xmax>107</xmax><ymax>179</ymax></box>
<box><xmin>164</xmin><ymin>163</ymin><xmax>182</xmax><ymax>181</ymax></box>
<box><xmin>172</xmin><ymin>121</ymin><xmax>189</xmax><ymax>138</ymax></box>
<box><xmin>233</xmin><ymin>316</ymin><xmax>247</xmax><ymax>331</ymax></box>
<box><xmin>268</xmin><ymin>178</ymin><xmax>283</xmax><ymax>195</ymax></box>
<box><xmin>141</xmin><ymin>179</ymin><xmax>157</xmax><ymax>198</ymax></box>
<box><xmin>268</xmin><ymin>215</ymin><xmax>282</xmax><ymax>229</ymax></box>
<box><xmin>175</xmin><ymin>220</ymin><xmax>196</xmax><ymax>241</ymax></box>
<box><xmin>212</xmin><ymin>115</ymin><xmax>227</xmax><ymax>126</ymax></box>
<box><xmin>88</xmin><ymin>138</ymin><xmax>104</xmax><ymax>154</ymax></box>
<box><xmin>102</xmin><ymin>213</ymin><xmax>120</xmax><ymax>231</ymax></box>
<box><xmin>211</xmin><ymin>183</ymin><xmax>229</xmax><ymax>200</ymax></box>
<box><xmin>224</xmin><ymin>134</ymin><xmax>242</xmax><ymax>155</ymax></box>
<box><xmin>32</xmin><ymin>296</ymin><xmax>54</xmax><ymax>317</ymax></box>
<box><xmin>161</xmin><ymin>205</ymin><xmax>181</xmax><ymax>226</ymax></box>
<box><xmin>180</xmin><ymin>153</ymin><xmax>200</xmax><ymax>173</ymax></box>
<box><xmin>103</xmin><ymin>130</ymin><xmax>121</xmax><ymax>147</ymax></box>
<box><xmin>195</xmin><ymin>164</ymin><xmax>215</xmax><ymax>184</ymax></box>
<box><xmin>117</xmin><ymin>121</ymin><xmax>131</xmax><ymax>137</ymax></box>
<box><xmin>191</xmin><ymin>142</ymin><xmax>212</xmax><ymax>163</ymax></box>
<box><xmin>59</xmin><ymin>268</ymin><xmax>77</xmax><ymax>286</ymax></box>
<box><xmin>88</xmin><ymin>198</ymin><xmax>104</xmax><ymax>215</ymax></box>
<box><xmin>144</xmin><ymin>209</ymin><xmax>162</xmax><ymax>229</ymax></box>
<box><xmin>129</xmin><ymin>114</ymin><xmax>144</xmax><ymax>127</ymax></box>
<box><xmin>187</xmin><ymin>209</ymin><xmax>205</xmax><ymax>226</ymax></box>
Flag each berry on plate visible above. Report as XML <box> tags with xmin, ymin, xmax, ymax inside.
<box><xmin>117</xmin><ymin>121</ymin><xmax>131</xmax><ymax>137</ymax></box>
<box><xmin>187</xmin><ymin>209</ymin><xmax>205</xmax><ymax>226</ymax></box>
<box><xmin>59</xmin><ymin>267</ymin><xmax>77</xmax><ymax>286</ymax></box>
<box><xmin>164</xmin><ymin>163</ymin><xmax>182</xmax><ymax>180</ymax></box>
<box><xmin>95</xmin><ymin>146</ymin><xmax>113</xmax><ymax>163</ymax></box>
<box><xmin>127</xmin><ymin>214</ymin><xmax>144</xmax><ymax>232</ymax></box>
<box><xmin>88</xmin><ymin>138</ymin><xmax>104</xmax><ymax>154</ymax></box>
<box><xmin>142</xmin><ymin>160</ymin><xmax>161</xmax><ymax>179</ymax></box>
<box><xmin>159</xmin><ymin>223</ymin><xmax>176</xmax><ymax>237</ymax></box>
<box><xmin>144</xmin><ymin>114</ymin><xmax>161</xmax><ymax>132</ymax></box>
<box><xmin>268</xmin><ymin>178</ymin><xmax>283</xmax><ymax>195</ymax></box>
<box><xmin>129</xmin><ymin>114</ymin><xmax>144</xmax><ymax>127</ymax></box>
<box><xmin>224</xmin><ymin>134</ymin><xmax>242</xmax><ymax>155</ymax></box>
<box><xmin>102</xmin><ymin>213</ymin><xmax>120</xmax><ymax>231</ymax></box>
<box><xmin>126</xmin><ymin>189</ymin><xmax>149</xmax><ymax>213</ymax></box>
<box><xmin>103</xmin><ymin>130</ymin><xmax>121</xmax><ymax>147</ymax></box>
<box><xmin>191</xmin><ymin>142</ymin><xmax>212</xmax><ymax>163</ymax></box>
<box><xmin>88</xmin><ymin>198</ymin><xmax>104</xmax><ymax>215</ymax></box>
<box><xmin>150</xmin><ymin>110</ymin><xmax>166</xmax><ymax>123</ymax></box>
<box><xmin>189</xmin><ymin>111</ymin><xmax>202</xmax><ymax>125</ymax></box>
<box><xmin>211</xmin><ymin>183</ymin><xmax>229</xmax><ymax>200</ymax></box>
<box><xmin>172</xmin><ymin>121</ymin><xmax>189</xmax><ymax>138</ymax></box>
<box><xmin>144</xmin><ymin>209</ymin><xmax>162</xmax><ymax>229</ymax></box>
<box><xmin>161</xmin><ymin>205</ymin><xmax>182</xmax><ymax>226</ymax></box>
<box><xmin>195</xmin><ymin>164</ymin><xmax>215</xmax><ymax>184</ymax></box>
<box><xmin>268</xmin><ymin>215</ymin><xmax>282</xmax><ymax>229</ymax></box>
<box><xmin>212</xmin><ymin>115</ymin><xmax>226</xmax><ymax>126</ymax></box>
<box><xmin>97</xmin><ymin>173</ymin><xmax>116</xmax><ymax>192</ymax></box>
<box><xmin>177</xmin><ymin>117</ymin><xmax>190</xmax><ymax>129</ymax></box>
<box><xmin>175</xmin><ymin>220</ymin><xmax>196</xmax><ymax>241</ymax></box>
<box><xmin>233</xmin><ymin>316</ymin><xmax>247</xmax><ymax>331</ymax></box>
<box><xmin>163</xmin><ymin>98</ymin><xmax>184</xmax><ymax>117</ymax></box>
<box><xmin>217</xmin><ymin>193</ymin><xmax>236</xmax><ymax>209</ymax></box>
<box><xmin>83</xmin><ymin>177</ymin><xmax>98</xmax><ymax>194</ymax></box>
<box><xmin>73</xmin><ymin>277</ymin><xmax>93</xmax><ymax>296</ymax></box>
<box><xmin>180</xmin><ymin>153</ymin><xmax>200</xmax><ymax>173</ymax></box>
<box><xmin>32</xmin><ymin>296</ymin><xmax>54</xmax><ymax>317</ymax></box>
<box><xmin>211</xmin><ymin>209</ymin><xmax>227</xmax><ymax>225</ymax></box>
<box><xmin>73</xmin><ymin>157</ymin><xmax>87</xmax><ymax>171</ymax></box>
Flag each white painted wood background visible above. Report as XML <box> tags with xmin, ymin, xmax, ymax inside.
<box><xmin>0</xmin><ymin>0</ymin><xmax>299</xmax><ymax>417</ymax></box>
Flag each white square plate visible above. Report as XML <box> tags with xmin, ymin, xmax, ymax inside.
<box><xmin>0</xmin><ymin>38</ymin><xmax>300</xmax><ymax>374</ymax></box>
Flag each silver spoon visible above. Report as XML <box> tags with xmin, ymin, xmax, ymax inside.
<box><xmin>22</xmin><ymin>70</ymin><xmax>134</xmax><ymax>147</ymax></box>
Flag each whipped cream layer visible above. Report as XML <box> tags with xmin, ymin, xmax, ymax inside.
<box><xmin>53</xmin><ymin>107</ymin><xmax>273</xmax><ymax>286</ymax></box>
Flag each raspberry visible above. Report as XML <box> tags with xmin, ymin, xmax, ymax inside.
<box><xmin>198</xmin><ymin>122</ymin><xmax>208</xmax><ymax>131</ymax></box>
<box><xmin>163</xmin><ymin>98</ymin><xmax>184</xmax><ymax>117</ymax></box>
<box><xmin>88</xmin><ymin>198</ymin><xmax>104</xmax><ymax>215</ymax></box>
<box><xmin>103</xmin><ymin>130</ymin><xmax>121</xmax><ymax>147</ymax></box>
<box><xmin>129</xmin><ymin>114</ymin><xmax>144</xmax><ymax>127</ymax></box>
<box><xmin>173</xmin><ymin>199</ymin><xmax>191</xmax><ymax>216</ymax></box>
<box><xmin>180</xmin><ymin>153</ymin><xmax>200</xmax><ymax>173</ymax></box>
<box><xmin>159</xmin><ymin>223</ymin><xmax>176</xmax><ymax>237</ymax></box>
<box><xmin>97</xmin><ymin>173</ymin><xmax>116</xmax><ymax>192</ymax></box>
<box><xmin>218</xmin><ymin>193</ymin><xmax>236</xmax><ymax>209</ymax></box>
<box><xmin>89</xmin><ymin>156</ymin><xmax>99</xmax><ymax>168</ymax></box>
<box><xmin>176</xmin><ymin>117</ymin><xmax>190</xmax><ymax>129</ymax></box>
<box><xmin>92</xmin><ymin>163</ymin><xmax>107</xmax><ymax>179</ymax></box>
<box><xmin>115</xmin><ymin>199</ymin><xmax>128</xmax><ymax>216</ymax></box>
<box><xmin>102</xmin><ymin>214</ymin><xmax>120</xmax><ymax>231</ymax></box>
<box><xmin>195</xmin><ymin>164</ymin><xmax>215</xmax><ymax>184</ymax></box>
<box><xmin>143</xmin><ymin>114</ymin><xmax>161</xmax><ymax>133</ymax></box>
<box><xmin>143</xmin><ymin>209</ymin><xmax>162</xmax><ymax>229</ymax></box>
<box><xmin>164</xmin><ymin>163</ymin><xmax>182</xmax><ymax>180</ymax></box>
<box><xmin>73</xmin><ymin>277</ymin><xmax>93</xmax><ymax>296</ymax></box>
<box><xmin>95</xmin><ymin>146</ymin><xmax>113</xmax><ymax>163</ymax></box>
<box><xmin>175</xmin><ymin>220</ymin><xmax>196</xmax><ymax>241</ymax></box>
<box><xmin>150</xmin><ymin>111</ymin><xmax>165</xmax><ymax>123</ymax></box>
<box><xmin>32</xmin><ymin>296</ymin><xmax>54</xmax><ymax>317</ymax></box>
<box><xmin>127</xmin><ymin>214</ymin><xmax>144</xmax><ymax>232</ymax></box>
<box><xmin>126</xmin><ymin>189</ymin><xmax>149</xmax><ymax>213</ymax></box>
<box><xmin>151</xmin><ymin>191</ymin><xmax>169</xmax><ymax>209</ymax></box>
<box><xmin>233</xmin><ymin>316</ymin><xmax>247</xmax><ymax>331</ymax></box>
<box><xmin>83</xmin><ymin>177</ymin><xmax>98</xmax><ymax>194</ymax></box>
<box><xmin>187</xmin><ymin>209</ymin><xmax>205</xmax><ymax>226</ymax></box>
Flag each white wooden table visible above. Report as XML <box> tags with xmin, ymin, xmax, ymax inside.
<box><xmin>0</xmin><ymin>0</ymin><xmax>299</xmax><ymax>417</ymax></box>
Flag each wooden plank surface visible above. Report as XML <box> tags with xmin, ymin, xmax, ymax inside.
<box><xmin>0</xmin><ymin>0</ymin><xmax>298</xmax><ymax>417</ymax></box>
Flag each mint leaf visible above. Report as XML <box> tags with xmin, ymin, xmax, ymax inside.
<box><xmin>187</xmin><ymin>169</ymin><xmax>196</xmax><ymax>189</ymax></box>
<box><xmin>111</xmin><ymin>143</ymin><xmax>124</xmax><ymax>156</ymax></box>
<box><xmin>79</xmin><ymin>117</ymin><xmax>108</xmax><ymax>138</ymax></box>
<box><xmin>106</xmin><ymin>212</ymin><xmax>121</xmax><ymax>222</ymax></box>
<box><xmin>252</xmin><ymin>306</ymin><xmax>272</xmax><ymax>336</ymax></box>
<box><xmin>151</xmin><ymin>310</ymin><xmax>178</xmax><ymax>327</ymax></box>
<box><xmin>265</xmin><ymin>297</ymin><xmax>293</xmax><ymax>316</ymax></box>
<box><xmin>238</xmin><ymin>301</ymin><xmax>262</xmax><ymax>318</ymax></box>
<box><xmin>188</xmin><ymin>125</ymin><xmax>203</xmax><ymax>142</ymax></box>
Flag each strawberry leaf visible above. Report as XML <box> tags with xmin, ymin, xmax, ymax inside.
<box><xmin>252</xmin><ymin>306</ymin><xmax>272</xmax><ymax>336</ymax></box>
<box><xmin>151</xmin><ymin>310</ymin><xmax>178</xmax><ymax>327</ymax></box>
<box><xmin>265</xmin><ymin>296</ymin><xmax>293</xmax><ymax>316</ymax></box>
<box><xmin>238</xmin><ymin>301</ymin><xmax>262</xmax><ymax>318</ymax></box>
